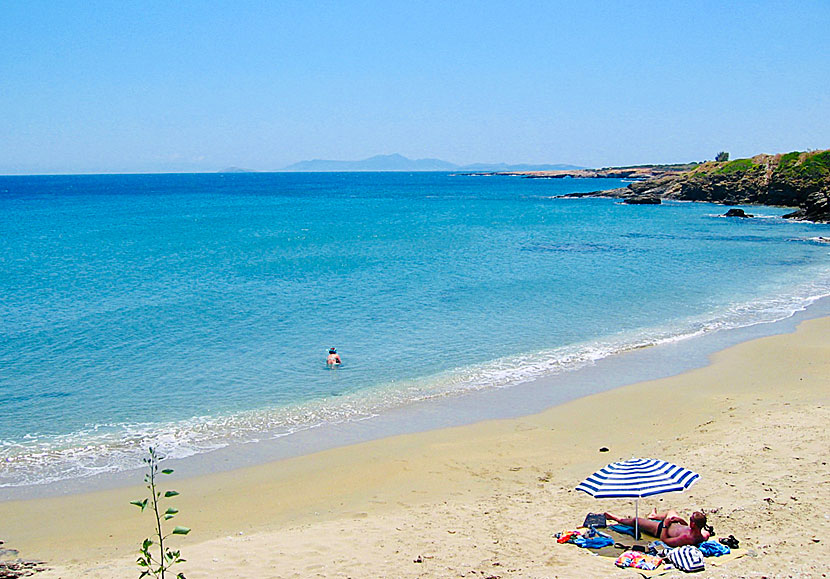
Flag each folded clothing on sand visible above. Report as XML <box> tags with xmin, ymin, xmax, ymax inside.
<box><xmin>555</xmin><ymin>529</ymin><xmax>582</xmax><ymax>544</ymax></box>
<box><xmin>573</xmin><ymin>535</ymin><xmax>614</xmax><ymax>549</ymax></box>
<box><xmin>648</xmin><ymin>540</ymin><xmax>670</xmax><ymax>556</ymax></box>
<box><xmin>555</xmin><ymin>527</ymin><xmax>615</xmax><ymax>549</ymax></box>
<box><xmin>699</xmin><ymin>540</ymin><xmax>731</xmax><ymax>557</ymax></box>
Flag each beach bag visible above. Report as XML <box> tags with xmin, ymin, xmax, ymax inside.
<box><xmin>667</xmin><ymin>545</ymin><xmax>705</xmax><ymax>572</ymax></box>
<box><xmin>582</xmin><ymin>512</ymin><xmax>607</xmax><ymax>528</ymax></box>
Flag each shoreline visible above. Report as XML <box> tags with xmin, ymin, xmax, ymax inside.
<box><xmin>2</xmin><ymin>314</ymin><xmax>829</xmax><ymax>577</ymax></box>
<box><xmin>3</xmin><ymin>294</ymin><xmax>830</xmax><ymax>501</ymax></box>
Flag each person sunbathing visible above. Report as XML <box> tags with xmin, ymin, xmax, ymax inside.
<box><xmin>605</xmin><ymin>508</ymin><xmax>711</xmax><ymax>547</ymax></box>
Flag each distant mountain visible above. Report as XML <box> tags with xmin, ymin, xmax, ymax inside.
<box><xmin>218</xmin><ymin>166</ymin><xmax>256</xmax><ymax>173</ymax></box>
<box><xmin>282</xmin><ymin>154</ymin><xmax>583</xmax><ymax>172</ymax></box>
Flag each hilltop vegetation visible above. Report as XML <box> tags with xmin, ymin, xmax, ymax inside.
<box><xmin>602</xmin><ymin>150</ymin><xmax>830</xmax><ymax>222</ymax></box>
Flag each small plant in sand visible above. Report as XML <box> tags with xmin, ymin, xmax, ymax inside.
<box><xmin>131</xmin><ymin>447</ymin><xmax>190</xmax><ymax>579</ymax></box>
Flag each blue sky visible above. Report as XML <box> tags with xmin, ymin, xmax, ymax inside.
<box><xmin>2</xmin><ymin>0</ymin><xmax>828</xmax><ymax>173</ymax></box>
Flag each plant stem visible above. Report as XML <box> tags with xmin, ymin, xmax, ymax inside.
<box><xmin>149</xmin><ymin>452</ymin><xmax>166</xmax><ymax>579</ymax></box>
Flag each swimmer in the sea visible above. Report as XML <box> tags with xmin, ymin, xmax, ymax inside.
<box><xmin>326</xmin><ymin>347</ymin><xmax>341</xmax><ymax>366</ymax></box>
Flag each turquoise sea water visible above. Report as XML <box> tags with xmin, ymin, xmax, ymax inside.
<box><xmin>2</xmin><ymin>172</ymin><xmax>829</xmax><ymax>488</ymax></box>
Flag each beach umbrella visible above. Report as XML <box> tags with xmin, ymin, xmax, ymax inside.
<box><xmin>576</xmin><ymin>458</ymin><xmax>700</xmax><ymax>540</ymax></box>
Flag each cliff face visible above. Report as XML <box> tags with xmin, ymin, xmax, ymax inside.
<box><xmin>611</xmin><ymin>150</ymin><xmax>830</xmax><ymax>222</ymax></box>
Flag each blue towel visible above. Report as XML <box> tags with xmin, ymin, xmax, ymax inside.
<box><xmin>572</xmin><ymin>535</ymin><xmax>615</xmax><ymax>549</ymax></box>
<box><xmin>587</xmin><ymin>526</ymin><xmax>612</xmax><ymax>539</ymax></box>
<box><xmin>698</xmin><ymin>540</ymin><xmax>730</xmax><ymax>557</ymax></box>
<box><xmin>609</xmin><ymin>524</ymin><xmax>638</xmax><ymax>537</ymax></box>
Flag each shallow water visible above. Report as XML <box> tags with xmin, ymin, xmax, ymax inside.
<box><xmin>1</xmin><ymin>172</ymin><xmax>829</xmax><ymax>488</ymax></box>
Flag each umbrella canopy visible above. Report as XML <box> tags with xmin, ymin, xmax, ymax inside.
<box><xmin>576</xmin><ymin>458</ymin><xmax>700</xmax><ymax>539</ymax></box>
<box><xmin>576</xmin><ymin>458</ymin><xmax>699</xmax><ymax>498</ymax></box>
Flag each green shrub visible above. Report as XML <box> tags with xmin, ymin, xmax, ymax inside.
<box><xmin>798</xmin><ymin>151</ymin><xmax>830</xmax><ymax>179</ymax></box>
<box><xmin>776</xmin><ymin>150</ymin><xmax>830</xmax><ymax>180</ymax></box>
<box><xmin>715</xmin><ymin>158</ymin><xmax>758</xmax><ymax>175</ymax></box>
<box><xmin>778</xmin><ymin>151</ymin><xmax>801</xmax><ymax>168</ymax></box>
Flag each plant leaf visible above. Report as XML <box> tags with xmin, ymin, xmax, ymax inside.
<box><xmin>130</xmin><ymin>499</ymin><xmax>148</xmax><ymax>510</ymax></box>
<box><xmin>172</xmin><ymin>526</ymin><xmax>191</xmax><ymax>535</ymax></box>
<box><xmin>164</xmin><ymin>490</ymin><xmax>180</xmax><ymax>498</ymax></box>
<box><xmin>161</xmin><ymin>468</ymin><xmax>174</xmax><ymax>475</ymax></box>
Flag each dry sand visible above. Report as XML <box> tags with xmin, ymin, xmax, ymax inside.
<box><xmin>2</xmin><ymin>317</ymin><xmax>828</xmax><ymax>578</ymax></box>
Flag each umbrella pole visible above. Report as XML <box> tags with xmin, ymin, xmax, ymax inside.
<box><xmin>635</xmin><ymin>498</ymin><xmax>639</xmax><ymax>541</ymax></box>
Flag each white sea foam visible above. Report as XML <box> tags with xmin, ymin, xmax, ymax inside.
<box><xmin>3</xmin><ymin>276</ymin><xmax>829</xmax><ymax>489</ymax></box>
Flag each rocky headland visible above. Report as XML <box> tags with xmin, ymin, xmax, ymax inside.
<box><xmin>562</xmin><ymin>150</ymin><xmax>830</xmax><ymax>222</ymax></box>
<box><xmin>469</xmin><ymin>163</ymin><xmax>695</xmax><ymax>181</ymax></box>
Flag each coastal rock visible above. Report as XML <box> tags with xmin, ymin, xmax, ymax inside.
<box><xmin>623</xmin><ymin>196</ymin><xmax>661</xmax><ymax>205</ymax></box>
<box><xmin>488</xmin><ymin>164</ymin><xmax>695</xmax><ymax>181</ymax></box>
<box><xmin>724</xmin><ymin>208</ymin><xmax>753</xmax><ymax>218</ymax></box>
<box><xmin>579</xmin><ymin>150</ymin><xmax>830</xmax><ymax>222</ymax></box>
<box><xmin>563</xmin><ymin>187</ymin><xmax>628</xmax><ymax>198</ymax></box>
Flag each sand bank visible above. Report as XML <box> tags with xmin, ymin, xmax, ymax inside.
<box><xmin>2</xmin><ymin>317</ymin><xmax>828</xmax><ymax>578</ymax></box>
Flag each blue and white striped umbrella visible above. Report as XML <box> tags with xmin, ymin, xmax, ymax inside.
<box><xmin>576</xmin><ymin>458</ymin><xmax>699</xmax><ymax>498</ymax></box>
<box><xmin>576</xmin><ymin>458</ymin><xmax>700</xmax><ymax>539</ymax></box>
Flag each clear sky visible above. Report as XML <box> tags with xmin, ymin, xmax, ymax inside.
<box><xmin>2</xmin><ymin>0</ymin><xmax>829</xmax><ymax>174</ymax></box>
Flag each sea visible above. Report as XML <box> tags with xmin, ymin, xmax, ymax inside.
<box><xmin>2</xmin><ymin>172</ymin><xmax>829</xmax><ymax>495</ymax></box>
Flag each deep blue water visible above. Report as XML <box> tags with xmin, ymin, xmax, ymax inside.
<box><xmin>1</xmin><ymin>172</ymin><xmax>829</xmax><ymax>487</ymax></box>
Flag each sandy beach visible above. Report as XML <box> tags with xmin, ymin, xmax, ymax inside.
<box><xmin>2</xmin><ymin>316</ymin><xmax>828</xmax><ymax>578</ymax></box>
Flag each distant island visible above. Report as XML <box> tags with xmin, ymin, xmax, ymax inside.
<box><xmin>282</xmin><ymin>153</ymin><xmax>583</xmax><ymax>172</ymax></box>
<box><xmin>554</xmin><ymin>150</ymin><xmax>830</xmax><ymax>223</ymax></box>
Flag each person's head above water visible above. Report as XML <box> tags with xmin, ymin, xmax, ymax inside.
<box><xmin>329</xmin><ymin>348</ymin><xmax>337</xmax><ymax>354</ymax></box>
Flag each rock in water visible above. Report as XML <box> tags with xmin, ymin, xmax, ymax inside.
<box><xmin>623</xmin><ymin>197</ymin><xmax>661</xmax><ymax>205</ymax></box>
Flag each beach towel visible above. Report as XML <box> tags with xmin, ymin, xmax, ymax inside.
<box><xmin>609</xmin><ymin>524</ymin><xmax>638</xmax><ymax>537</ymax></box>
<box><xmin>615</xmin><ymin>550</ymin><xmax>663</xmax><ymax>571</ymax></box>
<box><xmin>586</xmin><ymin>527</ymin><xmax>612</xmax><ymax>539</ymax></box>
